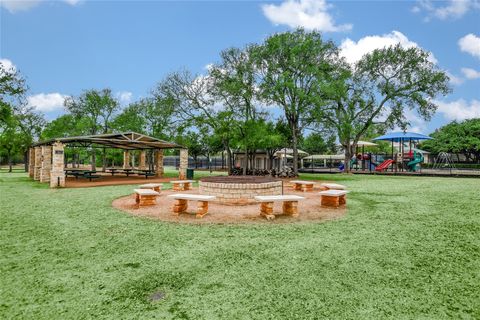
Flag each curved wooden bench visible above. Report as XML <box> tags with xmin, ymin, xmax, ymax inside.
<box><xmin>290</xmin><ymin>180</ymin><xmax>316</xmax><ymax>192</ymax></box>
<box><xmin>167</xmin><ymin>194</ymin><xmax>216</xmax><ymax>218</ymax></box>
<box><xmin>319</xmin><ymin>190</ymin><xmax>349</xmax><ymax>208</ymax></box>
<box><xmin>139</xmin><ymin>183</ymin><xmax>163</xmax><ymax>193</ymax></box>
<box><xmin>170</xmin><ymin>180</ymin><xmax>195</xmax><ymax>191</ymax></box>
<box><xmin>254</xmin><ymin>195</ymin><xmax>305</xmax><ymax>220</ymax></box>
<box><xmin>133</xmin><ymin>188</ymin><xmax>160</xmax><ymax>207</ymax></box>
<box><xmin>319</xmin><ymin>183</ymin><xmax>347</xmax><ymax>191</ymax></box>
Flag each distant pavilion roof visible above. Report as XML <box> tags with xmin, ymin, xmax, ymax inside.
<box><xmin>32</xmin><ymin>132</ymin><xmax>184</xmax><ymax>150</ymax></box>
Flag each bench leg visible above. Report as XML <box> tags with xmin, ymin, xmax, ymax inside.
<box><xmin>185</xmin><ymin>182</ymin><xmax>192</xmax><ymax>190</ymax></box>
<box><xmin>172</xmin><ymin>199</ymin><xmax>188</xmax><ymax>215</ymax></box>
<box><xmin>260</xmin><ymin>202</ymin><xmax>275</xmax><ymax>220</ymax></box>
<box><xmin>196</xmin><ymin>201</ymin><xmax>208</xmax><ymax>218</ymax></box>
<box><xmin>283</xmin><ymin>201</ymin><xmax>299</xmax><ymax>217</ymax></box>
<box><xmin>321</xmin><ymin>195</ymin><xmax>340</xmax><ymax>208</ymax></box>
<box><xmin>172</xmin><ymin>183</ymin><xmax>181</xmax><ymax>191</ymax></box>
<box><xmin>135</xmin><ymin>193</ymin><xmax>140</xmax><ymax>204</ymax></box>
<box><xmin>306</xmin><ymin>184</ymin><xmax>314</xmax><ymax>192</ymax></box>
<box><xmin>153</xmin><ymin>186</ymin><xmax>161</xmax><ymax>193</ymax></box>
<box><xmin>339</xmin><ymin>194</ymin><xmax>346</xmax><ymax>205</ymax></box>
<box><xmin>139</xmin><ymin>195</ymin><xmax>157</xmax><ymax>207</ymax></box>
<box><xmin>294</xmin><ymin>184</ymin><xmax>302</xmax><ymax>191</ymax></box>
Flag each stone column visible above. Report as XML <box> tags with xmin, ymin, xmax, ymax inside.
<box><xmin>28</xmin><ymin>148</ymin><xmax>35</xmax><ymax>178</ymax></box>
<box><xmin>50</xmin><ymin>142</ymin><xmax>66</xmax><ymax>188</ymax></box>
<box><xmin>34</xmin><ymin>146</ymin><xmax>42</xmax><ymax>181</ymax></box>
<box><xmin>40</xmin><ymin>145</ymin><xmax>52</xmax><ymax>183</ymax></box>
<box><xmin>123</xmin><ymin>150</ymin><xmax>130</xmax><ymax>169</ymax></box>
<box><xmin>155</xmin><ymin>149</ymin><xmax>164</xmax><ymax>177</ymax></box>
<box><xmin>139</xmin><ymin>150</ymin><xmax>147</xmax><ymax>170</ymax></box>
<box><xmin>179</xmin><ymin>148</ymin><xmax>188</xmax><ymax>180</ymax></box>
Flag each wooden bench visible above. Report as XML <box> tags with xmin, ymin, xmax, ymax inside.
<box><xmin>319</xmin><ymin>183</ymin><xmax>347</xmax><ymax>191</ymax></box>
<box><xmin>167</xmin><ymin>194</ymin><xmax>216</xmax><ymax>218</ymax></box>
<box><xmin>138</xmin><ymin>183</ymin><xmax>163</xmax><ymax>193</ymax></box>
<box><xmin>133</xmin><ymin>188</ymin><xmax>160</xmax><ymax>207</ymax></box>
<box><xmin>290</xmin><ymin>180</ymin><xmax>316</xmax><ymax>192</ymax></box>
<box><xmin>170</xmin><ymin>180</ymin><xmax>195</xmax><ymax>191</ymax></box>
<box><xmin>319</xmin><ymin>190</ymin><xmax>349</xmax><ymax>208</ymax></box>
<box><xmin>254</xmin><ymin>195</ymin><xmax>305</xmax><ymax>220</ymax></box>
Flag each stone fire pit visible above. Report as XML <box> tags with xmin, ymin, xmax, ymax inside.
<box><xmin>199</xmin><ymin>176</ymin><xmax>283</xmax><ymax>205</ymax></box>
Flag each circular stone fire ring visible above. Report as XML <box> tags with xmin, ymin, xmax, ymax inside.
<box><xmin>199</xmin><ymin>176</ymin><xmax>283</xmax><ymax>205</ymax></box>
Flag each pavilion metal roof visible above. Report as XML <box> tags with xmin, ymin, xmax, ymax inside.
<box><xmin>32</xmin><ymin>132</ymin><xmax>184</xmax><ymax>150</ymax></box>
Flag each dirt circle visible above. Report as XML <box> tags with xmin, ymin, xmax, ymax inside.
<box><xmin>113</xmin><ymin>183</ymin><xmax>346</xmax><ymax>224</ymax></box>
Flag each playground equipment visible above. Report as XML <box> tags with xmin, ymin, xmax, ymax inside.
<box><xmin>373</xmin><ymin>131</ymin><xmax>432</xmax><ymax>173</ymax></box>
<box><xmin>433</xmin><ymin>152</ymin><xmax>456</xmax><ymax>170</ymax></box>
<box><xmin>407</xmin><ymin>151</ymin><xmax>424</xmax><ymax>172</ymax></box>
<box><xmin>375</xmin><ymin>159</ymin><xmax>394</xmax><ymax>172</ymax></box>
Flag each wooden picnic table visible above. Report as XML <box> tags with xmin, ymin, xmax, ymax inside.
<box><xmin>106</xmin><ymin>168</ymin><xmax>120</xmax><ymax>176</ymax></box>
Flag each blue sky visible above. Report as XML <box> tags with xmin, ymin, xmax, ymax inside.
<box><xmin>1</xmin><ymin>0</ymin><xmax>479</xmax><ymax>134</ymax></box>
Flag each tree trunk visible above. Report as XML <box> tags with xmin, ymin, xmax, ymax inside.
<box><xmin>344</xmin><ymin>140</ymin><xmax>353</xmax><ymax>173</ymax></box>
<box><xmin>102</xmin><ymin>147</ymin><xmax>107</xmax><ymax>172</ymax></box>
<box><xmin>291</xmin><ymin>126</ymin><xmax>299</xmax><ymax>175</ymax></box>
<box><xmin>91</xmin><ymin>149</ymin><xmax>96</xmax><ymax>171</ymax></box>
<box><xmin>8</xmin><ymin>151</ymin><xmax>13</xmax><ymax>173</ymax></box>
<box><xmin>243</xmin><ymin>146</ymin><xmax>248</xmax><ymax>175</ymax></box>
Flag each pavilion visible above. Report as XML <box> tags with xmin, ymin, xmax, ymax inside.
<box><xmin>28</xmin><ymin>132</ymin><xmax>188</xmax><ymax>188</ymax></box>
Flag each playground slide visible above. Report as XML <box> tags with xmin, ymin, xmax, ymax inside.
<box><xmin>375</xmin><ymin>159</ymin><xmax>394</xmax><ymax>172</ymax></box>
<box><xmin>407</xmin><ymin>155</ymin><xmax>424</xmax><ymax>172</ymax></box>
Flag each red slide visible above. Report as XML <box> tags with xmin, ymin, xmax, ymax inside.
<box><xmin>375</xmin><ymin>159</ymin><xmax>394</xmax><ymax>172</ymax></box>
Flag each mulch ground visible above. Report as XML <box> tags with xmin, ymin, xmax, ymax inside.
<box><xmin>112</xmin><ymin>183</ymin><xmax>346</xmax><ymax>224</ymax></box>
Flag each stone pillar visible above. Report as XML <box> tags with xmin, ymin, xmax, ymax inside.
<box><xmin>50</xmin><ymin>142</ymin><xmax>66</xmax><ymax>188</ymax></box>
<box><xmin>34</xmin><ymin>147</ymin><xmax>42</xmax><ymax>181</ymax></box>
<box><xmin>155</xmin><ymin>149</ymin><xmax>164</xmax><ymax>177</ymax></box>
<box><xmin>179</xmin><ymin>149</ymin><xmax>188</xmax><ymax>179</ymax></box>
<box><xmin>40</xmin><ymin>145</ymin><xmax>52</xmax><ymax>183</ymax></box>
<box><xmin>123</xmin><ymin>150</ymin><xmax>130</xmax><ymax>169</ymax></box>
<box><xmin>139</xmin><ymin>150</ymin><xmax>147</xmax><ymax>170</ymax></box>
<box><xmin>28</xmin><ymin>148</ymin><xmax>35</xmax><ymax>178</ymax></box>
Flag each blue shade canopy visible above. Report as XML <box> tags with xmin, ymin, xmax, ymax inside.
<box><xmin>373</xmin><ymin>131</ymin><xmax>433</xmax><ymax>142</ymax></box>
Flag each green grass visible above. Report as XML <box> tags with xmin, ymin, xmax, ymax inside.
<box><xmin>0</xmin><ymin>172</ymin><xmax>479</xmax><ymax>319</ymax></box>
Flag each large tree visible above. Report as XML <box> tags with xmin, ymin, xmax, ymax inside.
<box><xmin>209</xmin><ymin>46</ymin><xmax>263</xmax><ymax>174</ymax></box>
<box><xmin>316</xmin><ymin>44</ymin><xmax>450</xmax><ymax>171</ymax></box>
<box><xmin>64</xmin><ymin>89</ymin><xmax>119</xmax><ymax>170</ymax></box>
<box><xmin>0</xmin><ymin>61</ymin><xmax>27</xmax><ymax>128</ymax></box>
<box><xmin>253</xmin><ymin>29</ymin><xmax>339</xmax><ymax>174</ymax></box>
<box><xmin>422</xmin><ymin>119</ymin><xmax>480</xmax><ymax>162</ymax></box>
<box><xmin>154</xmin><ymin>71</ymin><xmax>237</xmax><ymax>174</ymax></box>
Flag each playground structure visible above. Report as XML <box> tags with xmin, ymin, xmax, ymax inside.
<box><xmin>433</xmin><ymin>152</ymin><xmax>456</xmax><ymax>170</ymax></box>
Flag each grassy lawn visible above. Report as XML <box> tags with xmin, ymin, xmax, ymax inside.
<box><xmin>0</xmin><ymin>171</ymin><xmax>478</xmax><ymax>319</ymax></box>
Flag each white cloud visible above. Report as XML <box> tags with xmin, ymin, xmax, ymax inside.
<box><xmin>27</xmin><ymin>93</ymin><xmax>68</xmax><ymax>112</ymax></box>
<box><xmin>458</xmin><ymin>33</ymin><xmax>480</xmax><ymax>59</ymax></box>
<box><xmin>0</xmin><ymin>58</ymin><xmax>16</xmax><ymax>72</ymax></box>
<box><xmin>461</xmin><ymin>67</ymin><xmax>480</xmax><ymax>79</ymax></box>
<box><xmin>340</xmin><ymin>30</ymin><xmax>437</xmax><ymax>65</ymax></box>
<box><xmin>261</xmin><ymin>0</ymin><xmax>352</xmax><ymax>32</ymax></box>
<box><xmin>435</xmin><ymin>99</ymin><xmax>480</xmax><ymax>121</ymax></box>
<box><xmin>116</xmin><ymin>91</ymin><xmax>133</xmax><ymax>105</ymax></box>
<box><xmin>413</xmin><ymin>0</ymin><xmax>478</xmax><ymax>20</ymax></box>
<box><xmin>446</xmin><ymin>71</ymin><xmax>464</xmax><ymax>85</ymax></box>
<box><xmin>0</xmin><ymin>0</ymin><xmax>80</xmax><ymax>13</ymax></box>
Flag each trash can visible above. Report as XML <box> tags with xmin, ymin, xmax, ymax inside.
<box><xmin>186</xmin><ymin>168</ymin><xmax>194</xmax><ymax>179</ymax></box>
